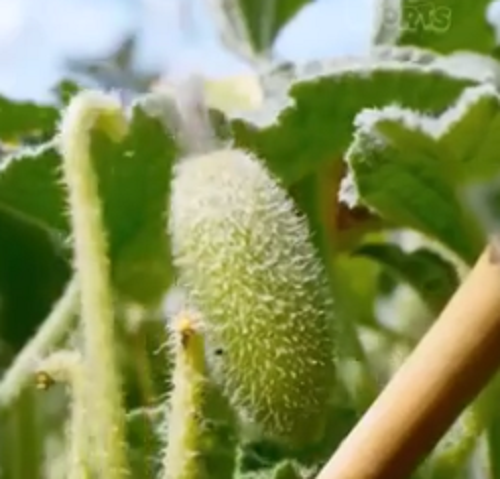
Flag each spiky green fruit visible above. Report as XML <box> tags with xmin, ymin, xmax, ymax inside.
<box><xmin>169</xmin><ymin>149</ymin><xmax>336</xmax><ymax>445</ymax></box>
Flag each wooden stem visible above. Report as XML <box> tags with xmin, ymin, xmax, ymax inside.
<box><xmin>316</xmin><ymin>244</ymin><xmax>500</xmax><ymax>479</ymax></box>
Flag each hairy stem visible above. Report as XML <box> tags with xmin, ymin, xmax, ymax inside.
<box><xmin>161</xmin><ymin>311</ymin><xmax>207</xmax><ymax>479</ymax></box>
<box><xmin>303</xmin><ymin>169</ymin><xmax>378</xmax><ymax>410</ymax></box>
<box><xmin>36</xmin><ymin>351</ymin><xmax>89</xmax><ymax>479</ymax></box>
<box><xmin>487</xmin><ymin>420</ymin><xmax>500</xmax><ymax>478</ymax></box>
<box><xmin>2</xmin><ymin>389</ymin><xmax>42</xmax><ymax>479</ymax></box>
<box><xmin>0</xmin><ymin>278</ymin><xmax>78</xmax><ymax>409</ymax></box>
<box><xmin>59</xmin><ymin>90</ymin><xmax>129</xmax><ymax>479</ymax></box>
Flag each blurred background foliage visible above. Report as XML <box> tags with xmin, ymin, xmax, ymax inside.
<box><xmin>2</xmin><ymin>1</ymin><xmax>500</xmax><ymax>478</ymax></box>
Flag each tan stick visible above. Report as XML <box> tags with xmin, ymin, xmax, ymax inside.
<box><xmin>316</xmin><ymin>244</ymin><xmax>500</xmax><ymax>479</ymax></box>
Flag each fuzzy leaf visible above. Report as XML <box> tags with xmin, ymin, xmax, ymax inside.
<box><xmin>375</xmin><ymin>0</ymin><xmax>496</xmax><ymax>55</ymax></box>
<box><xmin>343</xmin><ymin>84</ymin><xmax>500</xmax><ymax>263</ymax></box>
<box><xmin>0</xmin><ymin>102</ymin><xmax>177</xmax><ymax>305</ymax></box>
<box><xmin>237</xmin><ymin>0</ymin><xmax>311</xmax><ymax>52</ymax></box>
<box><xmin>436</xmin><ymin>87</ymin><xmax>500</xmax><ymax>180</ymax></box>
<box><xmin>353</xmin><ymin>243</ymin><xmax>459</xmax><ymax>313</ymax></box>
<box><xmin>220</xmin><ymin>60</ymin><xmax>480</xmax><ymax>186</ymax></box>
<box><xmin>343</xmin><ymin>129</ymin><xmax>478</xmax><ymax>262</ymax></box>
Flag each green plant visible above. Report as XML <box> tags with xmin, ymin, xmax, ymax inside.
<box><xmin>2</xmin><ymin>1</ymin><xmax>500</xmax><ymax>478</ymax></box>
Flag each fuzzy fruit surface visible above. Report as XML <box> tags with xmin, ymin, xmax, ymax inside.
<box><xmin>169</xmin><ymin>149</ymin><xmax>336</xmax><ymax>445</ymax></box>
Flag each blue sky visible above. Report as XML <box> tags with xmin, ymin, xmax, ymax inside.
<box><xmin>0</xmin><ymin>0</ymin><xmax>373</xmax><ymax>102</ymax></box>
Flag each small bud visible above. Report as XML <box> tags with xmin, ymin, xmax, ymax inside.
<box><xmin>35</xmin><ymin>371</ymin><xmax>55</xmax><ymax>391</ymax></box>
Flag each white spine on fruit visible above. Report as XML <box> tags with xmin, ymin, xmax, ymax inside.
<box><xmin>169</xmin><ymin>149</ymin><xmax>336</xmax><ymax>444</ymax></box>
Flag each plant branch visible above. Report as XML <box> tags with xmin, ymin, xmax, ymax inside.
<box><xmin>160</xmin><ymin>310</ymin><xmax>207</xmax><ymax>479</ymax></box>
<box><xmin>316</xmin><ymin>242</ymin><xmax>500</xmax><ymax>479</ymax></box>
<box><xmin>0</xmin><ymin>278</ymin><xmax>79</xmax><ymax>409</ymax></box>
<box><xmin>2</xmin><ymin>389</ymin><xmax>42</xmax><ymax>479</ymax></box>
<box><xmin>36</xmin><ymin>350</ymin><xmax>89</xmax><ymax>479</ymax></box>
<box><xmin>59</xmin><ymin>90</ymin><xmax>129</xmax><ymax>479</ymax></box>
<box><xmin>313</xmin><ymin>166</ymin><xmax>379</xmax><ymax>410</ymax></box>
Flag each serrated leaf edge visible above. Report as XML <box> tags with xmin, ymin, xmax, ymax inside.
<box><xmin>340</xmin><ymin>83</ymin><xmax>500</xmax><ymax>208</ymax></box>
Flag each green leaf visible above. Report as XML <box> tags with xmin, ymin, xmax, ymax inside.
<box><xmin>220</xmin><ymin>60</ymin><xmax>480</xmax><ymax>186</ymax></box>
<box><xmin>476</xmin><ymin>372</ymin><xmax>500</xmax><ymax>478</ymax></box>
<box><xmin>343</xmin><ymin>84</ymin><xmax>500</xmax><ymax>263</ymax></box>
<box><xmin>237</xmin><ymin>0</ymin><xmax>311</xmax><ymax>52</ymax></box>
<box><xmin>427</xmin><ymin>407</ymin><xmax>481</xmax><ymax>479</ymax></box>
<box><xmin>0</xmin><ymin>144</ymin><xmax>66</xmax><ymax>232</ymax></box>
<box><xmin>90</xmin><ymin>105</ymin><xmax>177</xmax><ymax>305</ymax></box>
<box><xmin>238</xmin><ymin>402</ymin><xmax>358</xmax><ymax>471</ymax></box>
<box><xmin>126</xmin><ymin>406</ymin><xmax>162</xmax><ymax>479</ymax></box>
<box><xmin>343</xmin><ymin>128</ymin><xmax>478</xmax><ymax>262</ymax></box>
<box><xmin>51</xmin><ymin>79</ymin><xmax>82</xmax><ymax>106</ymax></box>
<box><xmin>236</xmin><ymin>461</ymin><xmax>302</xmax><ymax>479</ymax></box>
<box><xmin>375</xmin><ymin>0</ymin><xmax>496</xmax><ymax>55</ymax></box>
<box><xmin>436</xmin><ymin>87</ymin><xmax>500</xmax><ymax>180</ymax></box>
<box><xmin>269</xmin><ymin>461</ymin><xmax>303</xmax><ymax>479</ymax></box>
<box><xmin>0</xmin><ymin>97</ymin><xmax>58</xmax><ymax>142</ymax></box>
<box><xmin>353</xmin><ymin>242</ymin><xmax>459</xmax><ymax>313</ymax></box>
<box><xmin>0</xmin><ymin>101</ymin><xmax>177</xmax><ymax>306</ymax></box>
<box><xmin>0</xmin><ymin>207</ymin><xmax>69</xmax><ymax>351</ymax></box>
<box><xmin>464</xmin><ymin>176</ymin><xmax>500</xmax><ymax>236</ymax></box>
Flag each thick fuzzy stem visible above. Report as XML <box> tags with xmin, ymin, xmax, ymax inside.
<box><xmin>161</xmin><ymin>311</ymin><xmax>207</xmax><ymax>479</ymax></box>
<box><xmin>58</xmin><ymin>91</ymin><xmax>129</xmax><ymax>478</ymax></box>
<box><xmin>1</xmin><ymin>389</ymin><xmax>41</xmax><ymax>479</ymax></box>
<box><xmin>36</xmin><ymin>351</ymin><xmax>89</xmax><ymax>479</ymax></box>
<box><xmin>0</xmin><ymin>278</ymin><xmax>78</xmax><ymax>409</ymax></box>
